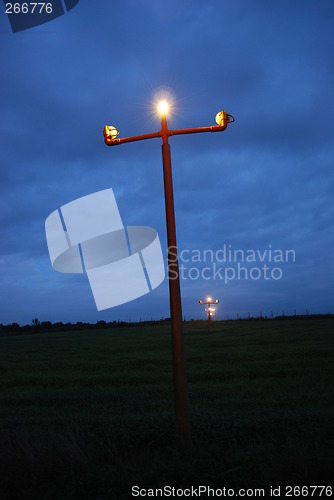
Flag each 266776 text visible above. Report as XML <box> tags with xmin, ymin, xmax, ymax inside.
<box><xmin>5</xmin><ymin>3</ymin><xmax>53</xmax><ymax>14</ymax></box>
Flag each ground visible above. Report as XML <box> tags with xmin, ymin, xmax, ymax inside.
<box><xmin>0</xmin><ymin>319</ymin><xmax>333</xmax><ymax>499</ymax></box>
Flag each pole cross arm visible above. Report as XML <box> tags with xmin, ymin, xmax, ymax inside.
<box><xmin>103</xmin><ymin>112</ymin><xmax>234</xmax><ymax>147</ymax></box>
<box><xmin>104</xmin><ymin>130</ymin><xmax>160</xmax><ymax>146</ymax></box>
<box><xmin>170</xmin><ymin>124</ymin><xmax>227</xmax><ymax>137</ymax></box>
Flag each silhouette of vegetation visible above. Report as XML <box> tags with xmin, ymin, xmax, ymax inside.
<box><xmin>31</xmin><ymin>318</ymin><xmax>41</xmax><ymax>333</ymax></box>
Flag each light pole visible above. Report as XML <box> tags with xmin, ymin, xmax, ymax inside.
<box><xmin>103</xmin><ymin>102</ymin><xmax>234</xmax><ymax>444</ymax></box>
<box><xmin>199</xmin><ymin>297</ymin><xmax>219</xmax><ymax>331</ymax></box>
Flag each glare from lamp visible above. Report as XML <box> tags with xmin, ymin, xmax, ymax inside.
<box><xmin>158</xmin><ymin>100</ymin><xmax>169</xmax><ymax>115</ymax></box>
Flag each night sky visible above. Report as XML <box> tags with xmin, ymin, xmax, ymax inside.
<box><xmin>1</xmin><ymin>0</ymin><xmax>333</xmax><ymax>325</ymax></box>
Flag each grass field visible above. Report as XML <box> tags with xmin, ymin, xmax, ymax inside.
<box><xmin>0</xmin><ymin>319</ymin><xmax>333</xmax><ymax>499</ymax></box>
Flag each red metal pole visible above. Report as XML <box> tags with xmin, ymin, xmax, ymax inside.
<box><xmin>104</xmin><ymin>110</ymin><xmax>233</xmax><ymax>445</ymax></box>
<box><xmin>160</xmin><ymin>114</ymin><xmax>191</xmax><ymax>445</ymax></box>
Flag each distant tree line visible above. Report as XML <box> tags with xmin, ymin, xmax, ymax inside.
<box><xmin>238</xmin><ymin>313</ymin><xmax>334</xmax><ymax>321</ymax></box>
<box><xmin>0</xmin><ymin>318</ymin><xmax>172</xmax><ymax>336</ymax></box>
<box><xmin>0</xmin><ymin>314</ymin><xmax>333</xmax><ymax>337</ymax></box>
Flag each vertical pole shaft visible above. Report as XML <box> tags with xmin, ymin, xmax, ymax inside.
<box><xmin>160</xmin><ymin>116</ymin><xmax>191</xmax><ymax>445</ymax></box>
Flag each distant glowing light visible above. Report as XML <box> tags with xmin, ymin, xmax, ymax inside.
<box><xmin>158</xmin><ymin>101</ymin><xmax>169</xmax><ymax>115</ymax></box>
<box><xmin>207</xmin><ymin>296</ymin><xmax>212</xmax><ymax>302</ymax></box>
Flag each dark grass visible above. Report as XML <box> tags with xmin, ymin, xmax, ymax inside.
<box><xmin>0</xmin><ymin>319</ymin><xmax>333</xmax><ymax>499</ymax></box>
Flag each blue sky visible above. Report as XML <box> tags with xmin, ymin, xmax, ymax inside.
<box><xmin>1</xmin><ymin>0</ymin><xmax>333</xmax><ymax>324</ymax></box>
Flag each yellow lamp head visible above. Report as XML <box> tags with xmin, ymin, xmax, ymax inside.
<box><xmin>103</xmin><ymin>125</ymin><xmax>119</xmax><ymax>140</ymax></box>
<box><xmin>215</xmin><ymin>110</ymin><xmax>234</xmax><ymax>127</ymax></box>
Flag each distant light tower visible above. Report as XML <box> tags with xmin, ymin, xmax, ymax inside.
<box><xmin>199</xmin><ymin>296</ymin><xmax>219</xmax><ymax>331</ymax></box>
